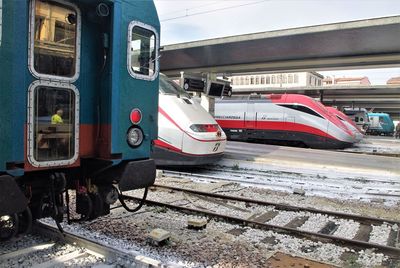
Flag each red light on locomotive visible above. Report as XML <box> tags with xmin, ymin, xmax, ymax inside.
<box><xmin>130</xmin><ymin>109</ymin><xmax>142</xmax><ymax>124</ymax></box>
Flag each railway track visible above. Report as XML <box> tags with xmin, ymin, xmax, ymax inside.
<box><xmin>162</xmin><ymin>167</ymin><xmax>400</xmax><ymax>204</ymax></box>
<box><xmin>0</xmin><ymin>224</ymin><xmax>105</xmax><ymax>267</ymax></box>
<box><xmin>121</xmin><ymin>183</ymin><xmax>400</xmax><ymax>259</ymax></box>
<box><xmin>0</xmin><ymin>221</ymin><xmax>164</xmax><ymax>267</ymax></box>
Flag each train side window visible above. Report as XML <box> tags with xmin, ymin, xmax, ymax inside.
<box><xmin>29</xmin><ymin>0</ymin><xmax>80</xmax><ymax>81</ymax></box>
<box><xmin>28</xmin><ymin>81</ymin><xmax>79</xmax><ymax>167</ymax></box>
<box><xmin>128</xmin><ymin>21</ymin><xmax>159</xmax><ymax>81</ymax></box>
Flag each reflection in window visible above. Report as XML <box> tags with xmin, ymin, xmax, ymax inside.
<box><xmin>129</xmin><ymin>26</ymin><xmax>156</xmax><ymax>77</ymax></box>
<box><xmin>33</xmin><ymin>86</ymin><xmax>75</xmax><ymax>162</ymax></box>
<box><xmin>33</xmin><ymin>0</ymin><xmax>77</xmax><ymax>77</ymax></box>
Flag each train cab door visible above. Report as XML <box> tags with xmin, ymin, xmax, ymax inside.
<box><xmin>285</xmin><ymin>114</ymin><xmax>296</xmax><ymax>141</ymax></box>
<box><xmin>26</xmin><ymin>0</ymin><xmax>80</xmax><ymax>169</ymax></box>
<box><xmin>281</xmin><ymin>95</ymin><xmax>297</xmax><ymax>141</ymax></box>
<box><xmin>244</xmin><ymin>101</ymin><xmax>256</xmax><ymax>139</ymax></box>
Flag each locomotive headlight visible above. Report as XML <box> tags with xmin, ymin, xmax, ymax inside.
<box><xmin>190</xmin><ymin>124</ymin><xmax>219</xmax><ymax>132</ymax></box>
<box><xmin>127</xmin><ymin>127</ymin><xmax>144</xmax><ymax>147</ymax></box>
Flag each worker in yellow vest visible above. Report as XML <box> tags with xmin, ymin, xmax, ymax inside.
<box><xmin>51</xmin><ymin>108</ymin><xmax>64</xmax><ymax>124</ymax></box>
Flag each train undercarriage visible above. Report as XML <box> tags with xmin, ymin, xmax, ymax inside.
<box><xmin>0</xmin><ymin>159</ymin><xmax>155</xmax><ymax>241</ymax></box>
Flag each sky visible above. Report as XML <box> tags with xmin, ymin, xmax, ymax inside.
<box><xmin>154</xmin><ymin>0</ymin><xmax>400</xmax><ymax>85</ymax></box>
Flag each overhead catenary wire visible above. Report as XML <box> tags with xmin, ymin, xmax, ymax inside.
<box><xmin>160</xmin><ymin>0</ymin><xmax>269</xmax><ymax>22</ymax></box>
<box><xmin>158</xmin><ymin>1</ymin><xmax>220</xmax><ymax>17</ymax></box>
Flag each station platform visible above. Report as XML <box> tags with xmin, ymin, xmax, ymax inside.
<box><xmin>223</xmin><ymin>140</ymin><xmax>400</xmax><ymax>176</ymax></box>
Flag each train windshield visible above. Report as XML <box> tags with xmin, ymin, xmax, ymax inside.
<box><xmin>159</xmin><ymin>75</ymin><xmax>190</xmax><ymax>98</ymax></box>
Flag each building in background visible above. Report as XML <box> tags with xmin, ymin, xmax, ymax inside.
<box><xmin>230</xmin><ymin>72</ymin><xmax>323</xmax><ymax>90</ymax></box>
<box><xmin>323</xmin><ymin>76</ymin><xmax>371</xmax><ymax>86</ymax></box>
<box><xmin>386</xmin><ymin>76</ymin><xmax>400</xmax><ymax>85</ymax></box>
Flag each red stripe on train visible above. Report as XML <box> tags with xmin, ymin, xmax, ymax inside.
<box><xmin>154</xmin><ymin>139</ymin><xmax>223</xmax><ymax>156</ymax></box>
<box><xmin>216</xmin><ymin>119</ymin><xmax>337</xmax><ymax>140</ymax></box>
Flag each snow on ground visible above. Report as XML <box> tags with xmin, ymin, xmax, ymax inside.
<box><xmin>210</xmin><ymin>138</ymin><xmax>400</xmax><ymax>206</ymax></box>
<box><xmin>209</xmin><ymin>159</ymin><xmax>400</xmax><ymax>206</ymax></box>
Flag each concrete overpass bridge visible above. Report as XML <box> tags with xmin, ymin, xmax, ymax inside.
<box><xmin>160</xmin><ymin>15</ymin><xmax>400</xmax><ymax>120</ymax></box>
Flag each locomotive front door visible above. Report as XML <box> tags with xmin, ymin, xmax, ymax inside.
<box><xmin>27</xmin><ymin>0</ymin><xmax>80</xmax><ymax>168</ymax></box>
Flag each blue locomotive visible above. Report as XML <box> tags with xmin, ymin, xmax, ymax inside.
<box><xmin>0</xmin><ymin>0</ymin><xmax>160</xmax><ymax>240</ymax></box>
<box><xmin>367</xmin><ymin>113</ymin><xmax>395</xmax><ymax>136</ymax></box>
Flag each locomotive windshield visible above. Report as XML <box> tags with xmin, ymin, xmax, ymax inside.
<box><xmin>32</xmin><ymin>0</ymin><xmax>78</xmax><ymax>78</ymax></box>
<box><xmin>159</xmin><ymin>74</ymin><xmax>190</xmax><ymax>98</ymax></box>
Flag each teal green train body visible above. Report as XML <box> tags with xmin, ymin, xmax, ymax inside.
<box><xmin>0</xmin><ymin>0</ymin><xmax>160</xmax><ymax>237</ymax></box>
<box><xmin>367</xmin><ymin>113</ymin><xmax>395</xmax><ymax>136</ymax></box>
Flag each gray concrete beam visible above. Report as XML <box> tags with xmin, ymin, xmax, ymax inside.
<box><xmin>160</xmin><ymin>16</ymin><xmax>400</xmax><ymax>76</ymax></box>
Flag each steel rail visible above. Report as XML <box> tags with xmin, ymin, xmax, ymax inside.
<box><xmin>33</xmin><ymin>221</ymin><xmax>125</xmax><ymax>260</ymax></box>
<box><xmin>152</xmin><ymin>183</ymin><xmax>400</xmax><ymax>225</ymax></box>
<box><xmin>33</xmin><ymin>221</ymin><xmax>165</xmax><ymax>267</ymax></box>
<box><xmin>121</xmin><ymin>195</ymin><xmax>400</xmax><ymax>257</ymax></box>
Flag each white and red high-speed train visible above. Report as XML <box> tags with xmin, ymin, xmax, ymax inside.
<box><xmin>326</xmin><ymin>106</ymin><xmax>364</xmax><ymax>142</ymax></box>
<box><xmin>152</xmin><ymin>74</ymin><xmax>227</xmax><ymax>166</ymax></box>
<box><xmin>215</xmin><ymin>94</ymin><xmax>356</xmax><ymax>149</ymax></box>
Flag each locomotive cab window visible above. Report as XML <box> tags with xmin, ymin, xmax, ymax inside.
<box><xmin>30</xmin><ymin>0</ymin><xmax>80</xmax><ymax>81</ymax></box>
<box><xmin>128</xmin><ymin>21</ymin><xmax>159</xmax><ymax>81</ymax></box>
<box><xmin>279</xmin><ymin>104</ymin><xmax>324</xmax><ymax>119</ymax></box>
<box><xmin>28</xmin><ymin>82</ymin><xmax>79</xmax><ymax>167</ymax></box>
